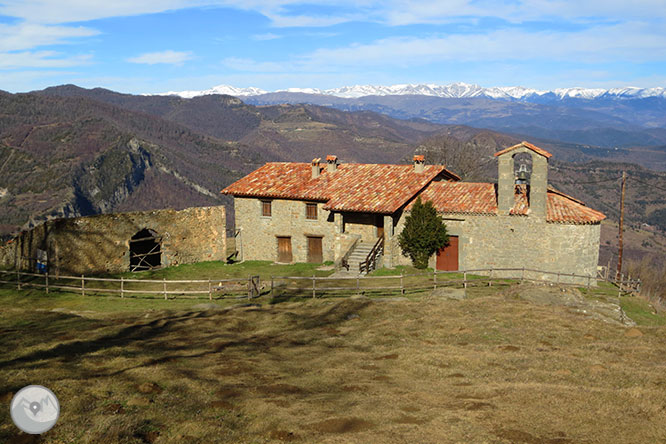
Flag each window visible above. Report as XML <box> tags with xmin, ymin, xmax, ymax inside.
<box><xmin>261</xmin><ymin>200</ymin><xmax>272</xmax><ymax>217</ymax></box>
<box><xmin>306</xmin><ymin>203</ymin><xmax>317</xmax><ymax>220</ymax></box>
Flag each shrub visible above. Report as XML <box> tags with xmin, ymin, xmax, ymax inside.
<box><xmin>398</xmin><ymin>197</ymin><xmax>449</xmax><ymax>269</ymax></box>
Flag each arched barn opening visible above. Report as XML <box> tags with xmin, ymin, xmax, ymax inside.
<box><xmin>129</xmin><ymin>228</ymin><xmax>161</xmax><ymax>271</ymax></box>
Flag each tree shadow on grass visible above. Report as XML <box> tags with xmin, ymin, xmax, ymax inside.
<box><xmin>0</xmin><ymin>310</ymin><xmax>210</xmax><ymax>371</ymax></box>
<box><xmin>0</xmin><ymin>299</ymin><xmax>372</xmax><ymax>378</ymax></box>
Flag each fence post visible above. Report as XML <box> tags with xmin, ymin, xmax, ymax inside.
<box><xmin>400</xmin><ymin>271</ymin><xmax>404</xmax><ymax>295</ymax></box>
<box><xmin>120</xmin><ymin>277</ymin><xmax>124</xmax><ymax>298</ymax></box>
<box><xmin>587</xmin><ymin>275</ymin><xmax>591</xmax><ymax>290</ymax></box>
<box><xmin>463</xmin><ymin>271</ymin><xmax>467</xmax><ymax>289</ymax></box>
<box><xmin>489</xmin><ymin>268</ymin><xmax>493</xmax><ymax>287</ymax></box>
<box><xmin>270</xmin><ymin>276</ymin><xmax>274</xmax><ymax>298</ymax></box>
<box><xmin>81</xmin><ymin>275</ymin><xmax>85</xmax><ymax>296</ymax></box>
<box><xmin>163</xmin><ymin>278</ymin><xmax>167</xmax><ymax>300</ymax></box>
<box><xmin>521</xmin><ymin>267</ymin><xmax>525</xmax><ymax>282</ymax></box>
<box><xmin>312</xmin><ymin>275</ymin><xmax>316</xmax><ymax>298</ymax></box>
<box><xmin>356</xmin><ymin>275</ymin><xmax>360</xmax><ymax>294</ymax></box>
<box><xmin>556</xmin><ymin>272</ymin><xmax>560</xmax><ymax>284</ymax></box>
<box><xmin>433</xmin><ymin>270</ymin><xmax>437</xmax><ymax>290</ymax></box>
<box><xmin>208</xmin><ymin>279</ymin><xmax>212</xmax><ymax>301</ymax></box>
<box><xmin>572</xmin><ymin>272</ymin><xmax>575</xmax><ymax>285</ymax></box>
<box><xmin>45</xmin><ymin>272</ymin><xmax>49</xmax><ymax>294</ymax></box>
<box><xmin>16</xmin><ymin>270</ymin><xmax>20</xmax><ymax>290</ymax></box>
<box><xmin>248</xmin><ymin>276</ymin><xmax>251</xmax><ymax>300</ymax></box>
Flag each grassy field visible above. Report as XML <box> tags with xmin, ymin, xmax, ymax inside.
<box><xmin>1</xmin><ymin>264</ymin><xmax>665</xmax><ymax>444</ymax></box>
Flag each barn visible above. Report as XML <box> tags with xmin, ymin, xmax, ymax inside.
<box><xmin>0</xmin><ymin>206</ymin><xmax>226</xmax><ymax>275</ymax></box>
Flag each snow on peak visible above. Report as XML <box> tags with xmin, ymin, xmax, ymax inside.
<box><xmin>154</xmin><ymin>84</ymin><xmax>266</xmax><ymax>98</ymax></box>
<box><xmin>152</xmin><ymin>83</ymin><xmax>666</xmax><ymax>101</ymax></box>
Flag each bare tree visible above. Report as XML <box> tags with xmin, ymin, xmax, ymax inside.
<box><xmin>415</xmin><ymin>135</ymin><xmax>496</xmax><ymax>181</ymax></box>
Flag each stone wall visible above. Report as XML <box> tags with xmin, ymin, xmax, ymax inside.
<box><xmin>0</xmin><ymin>206</ymin><xmax>226</xmax><ymax>275</ymax></box>
<box><xmin>391</xmin><ymin>212</ymin><xmax>601</xmax><ymax>284</ymax></box>
<box><xmin>234</xmin><ymin>197</ymin><xmax>338</xmax><ymax>263</ymax></box>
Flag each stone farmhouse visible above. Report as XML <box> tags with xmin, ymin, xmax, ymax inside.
<box><xmin>222</xmin><ymin>142</ymin><xmax>605</xmax><ymax>282</ymax></box>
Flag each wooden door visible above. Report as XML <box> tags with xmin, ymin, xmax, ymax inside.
<box><xmin>436</xmin><ymin>236</ymin><xmax>459</xmax><ymax>271</ymax></box>
<box><xmin>307</xmin><ymin>236</ymin><xmax>323</xmax><ymax>263</ymax></box>
<box><xmin>277</xmin><ymin>236</ymin><xmax>292</xmax><ymax>263</ymax></box>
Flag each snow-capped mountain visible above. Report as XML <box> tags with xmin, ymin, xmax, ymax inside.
<box><xmin>156</xmin><ymin>84</ymin><xmax>267</xmax><ymax>99</ymax></box>
<box><xmin>154</xmin><ymin>82</ymin><xmax>666</xmax><ymax>101</ymax></box>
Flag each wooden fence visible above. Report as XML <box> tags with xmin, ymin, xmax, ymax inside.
<box><xmin>0</xmin><ymin>269</ymin><xmax>262</xmax><ymax>300</ymax></box>
<box><xmin>0</xmin><ymin>266</ymin><xmax>642</xmax><ymax>301</ymax></box>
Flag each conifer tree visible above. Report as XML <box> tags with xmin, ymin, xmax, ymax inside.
<box><xmin>398</xmin><ymin>197</ymin><xmax>449</xmax><ymax>269</ymax></box>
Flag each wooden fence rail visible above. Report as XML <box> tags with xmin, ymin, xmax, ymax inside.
<box><xmin>0</xmin><ymin>266</ymin><xmax>641</xmax><ymax>301</ymax></box>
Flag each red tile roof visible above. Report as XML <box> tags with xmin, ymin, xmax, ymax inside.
<box><xmin>410</xmin><ymin>182</ymin><xmax>498</xmax><ymax>215</ymax></box>
<box><xmin>411</xmin><ymin>182</ymin><xmax>605</xmax><ymax>224</ymax></box>
<box><xmin>494</xmin><ymin>141</ymin><xmax>553</xmax><ymax>158</ymax></box>
<box><xmin>221</xmin><ymin>162</ymin><xmax>461</xmax><ymax>214</ymax></box>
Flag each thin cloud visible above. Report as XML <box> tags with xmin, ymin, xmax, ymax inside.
<box><xmin>252</xmin><ymin>33</ymin><xmax>282</xmax><ymax>40</ymax></box>
<box><xmin>297</xmin><ymin>23</ymin><xmax>666</xmax><ymax>67</ymax></box>
<box><xmin>0</xmin><ymin>23</ymin><xmax>99</xmax><ymax>52</ymax></box>
<box><xmin>1</xmin><ymin>1</ymin><xmax>664</xmax><ymax>26</ymax></box>
<box><xmin>220</xmin><ymin>22</ymin><xmax>666</xmax><ymax>78</ymax></box>
<box><xmin>0</xmin><ymin>51</ymin><xmax>93</xmax><ymax>69</ymax></box>
<box><xmin>127</xmin><ymin>50</ymin><xmax>194</xmax><ymax>66</ymax></box>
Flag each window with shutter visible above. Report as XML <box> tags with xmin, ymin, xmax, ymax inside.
<box><xmin>261</xmin><ymin>200</ymin><xmax>272</xmax><ymax>217</ymax></box>
<box><xmin>306</xmin><ymin>203</ymin><xmax>317</xmax><ymax>220</ymax></box>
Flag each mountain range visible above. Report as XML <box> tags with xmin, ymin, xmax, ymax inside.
<box><xmin>153</xmin><ymin>83</ymin><xmax>666</xmax><ymax>159</ymax></box>
<box><xmin>157</xmin><ymin>82</ymin><xmax>666</xmax><ymax>101</ymax></box>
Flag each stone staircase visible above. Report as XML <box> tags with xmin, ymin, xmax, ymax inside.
<box><xmin>341</xmin><ymin>242</ymin><xmax>374</xmax><ymax>275</ymax></box>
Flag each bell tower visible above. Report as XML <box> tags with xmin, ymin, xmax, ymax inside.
<box><xmin>494</xmin><ymin>142</ymin><xmax>552</xmax><ymax>220</ymax></box>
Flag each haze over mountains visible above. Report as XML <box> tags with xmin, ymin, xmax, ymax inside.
<box><xmin>154</xmin><ymin>82</ymin><xmax>666</xmax><ymax>163</ymax></box>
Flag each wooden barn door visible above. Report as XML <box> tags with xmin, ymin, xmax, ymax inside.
<box><xmin>307</xmin><ymin>236</ymin><xmax>323</xmax><ymax>263</ymax></box>
<box><xmin>277</xmin><ymin>236</ymin><xmax>292</xmax><ymax>263</ymax></box>
<box><xmin>436</xmin><ymin>236</ymin><xmax>459</xmax><ymax>271</ymax></box>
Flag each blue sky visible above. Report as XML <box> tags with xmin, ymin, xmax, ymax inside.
<box><xmin>0</xmin><ymin>0</ymin><xmax>665</xmax><ymax>93</ymax></box>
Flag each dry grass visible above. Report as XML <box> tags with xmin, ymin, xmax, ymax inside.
<box><xmin>1</xmin><ymin>287</ymin><xmax>666</xmax><ymax>444</ymax></box>
<box><xmin>626</xmin><ymin>256</ymin><xmax>666</xmax><ymax>309</ymax></box>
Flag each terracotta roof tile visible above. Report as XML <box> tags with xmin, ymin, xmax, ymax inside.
<box><xmin>408</xmin><ymin>182</ymin><xmax>497</xmax><ymax>214</ymax></box>
<box><xmin>494</xmin><ymin>141</ymin><xmax>553</xmax><ymax>158</ymax></box>
<box><xmin>221</xmin><ymin>162</ymin><xmax>460</xmax><ymax>214</ymax></box>
<box><xmin>412</xmin><ymin>182</ymin><xmax>605</xmax><ymax>224</ymax></box>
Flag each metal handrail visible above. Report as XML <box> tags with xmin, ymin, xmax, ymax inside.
<box><xmin>359</xmin><ymin>236</ymin><xmax>384</xmax><ymax>274</ymax></box>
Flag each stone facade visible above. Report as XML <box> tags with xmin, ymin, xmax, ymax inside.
<box><xmin>235</xmin><ymin>197</ymin><xmax>338</xmax><ymax>263</ymax></box>
<box><xmin>497</xmin><ymin>144</ymin><xmax>548</xmax><ymax>219</ymax></box>
<box><xmin>226</xmin><ymin>143</ymin><xmax>603</xmax><ymax>283</ymax></box>
<box><xmin>390</xmin><ymin>212</ymin><xmax>600</xmax><ymax>284</ymax></box>
<box><xmin>0</xmin><ymin>206</ymin><xmax>226</xmax><ymax>275</ymax></box>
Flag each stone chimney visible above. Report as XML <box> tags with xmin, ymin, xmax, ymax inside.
<box><xmin>326</xmin><ymin>155</ymin><xmax>338</xmax><ymax>172</ymax></box>
<box><xmin>494</xmin><ymin>142</ymin><xmax>552</xmax><ymax>219</ymax></box>
<box><xmin>413</xmin><ymin>154</ymin><xmax>425</xmax><ymax>173</ymax></box>
<box><xmin>311</xmin><ymin>158</ymin><xmax>321</xmax><ymax>179</ymax></box>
